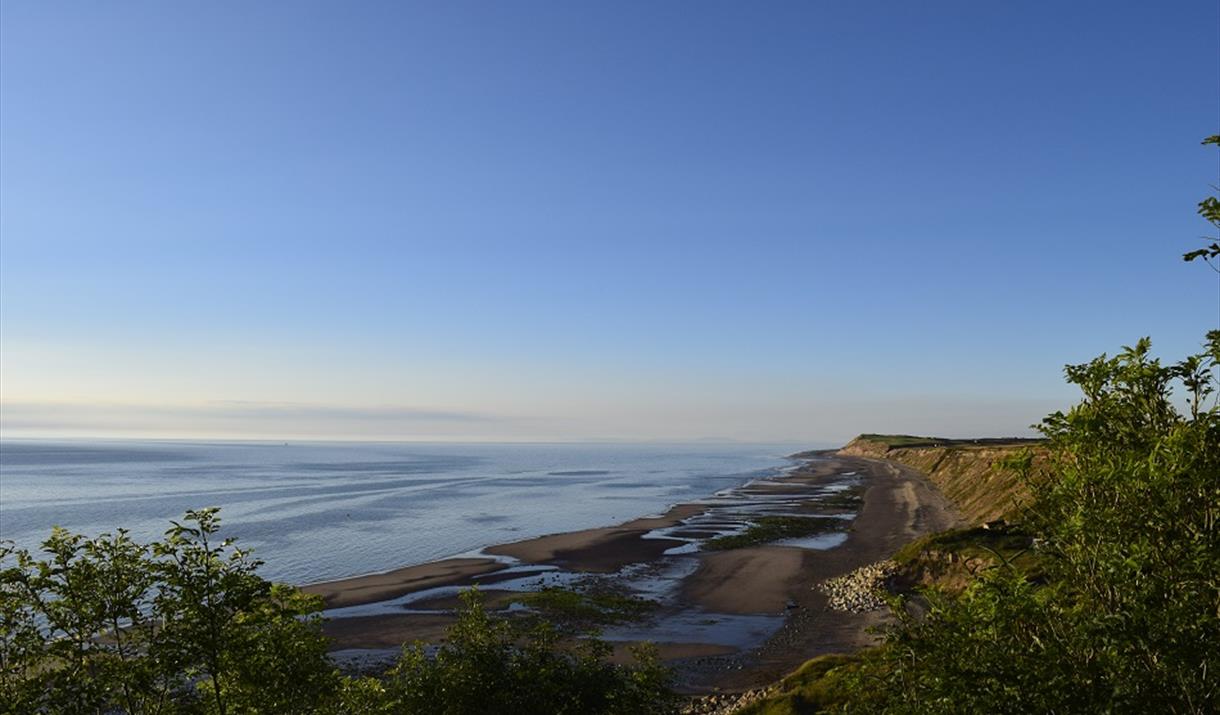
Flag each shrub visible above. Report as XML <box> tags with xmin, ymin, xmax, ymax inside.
<box><xmin>384</xmin><ymin>589</ymin><xmax>677</xmax><ymax>715</ymax></box>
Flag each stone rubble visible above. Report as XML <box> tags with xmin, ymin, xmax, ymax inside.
<box><xmin>681</xmin><ymin>687</ymin><xmax>775</xmax><ymax>715</ymax></box>
<box><xmin>816</xmin><ymin>560</ymin><xmax>898</xmax><ymax>613</ymax></box>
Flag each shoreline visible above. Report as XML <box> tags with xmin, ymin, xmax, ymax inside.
<box><xmin>303</xmin><ymin>452</ymin><xmax>963</xmax><ymax>692</ymax></box>
<box><xmin>299</xmin><ymin>462</ymin><xmax>801</xmax><ymax>610</ymax></box>
<box><xmin>300</xmin><ymin>491</ymin><xmax>781</xmax><ymax>611</ymax></box>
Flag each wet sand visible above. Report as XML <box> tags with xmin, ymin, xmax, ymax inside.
<box><xmin>485</xmin><ymin>503</ymin><xmax>706</xmax><ymax>572</ymax></box>
<box><xmin>682</xmin><ymin>546</ymin><xmax>808</xmax><ymax>614</ymax></box>
<box><xmin>306</xmin><ymin>451</ymin><xmax>962</xmax><ymax>693</ymax></box>
<box><xmin>326</xmin><ymin>612</ymin><xmax>455</xmax><ymax>649</ymax></box>
<box><xmin>303</xmin><ymin>557</ymin><xmax>507</xmax><ymax>609</ymax></box>
<box><xmin>325</xmin><ymin>606</ymin><xmax>742</xmax><ymax>662</ymax></box>
<box><xmin>306</xmin><ymin>503</ymin><xmax>710</xmax><ymax>611</ymax></box>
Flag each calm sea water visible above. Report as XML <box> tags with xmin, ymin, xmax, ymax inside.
<box><xmin>0</xmin><ymin>440</ymin><xmax>800</xmax><ymax>584</ymax></box>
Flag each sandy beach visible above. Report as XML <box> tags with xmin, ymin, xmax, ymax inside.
<box><xmin>305</xmin><ymin>451</ymin><xmax>962</xmax><ymax>691</ymax></box>
<box><xmin>691</xmin><ymin>455</ymin><xmax>963</xmax><ymax>691</ymax></box>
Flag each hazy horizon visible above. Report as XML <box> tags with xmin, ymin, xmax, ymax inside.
<box><xmin>2</xmin><ymin>2</ymin><xmax>1216</xmax><ymax>443</ymax></box>
<box><xmin>0</xmin><ymin>394</ymin><xmax>1065</xmax><ymax>444</ymax></box>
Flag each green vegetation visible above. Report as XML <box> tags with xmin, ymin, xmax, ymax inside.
<box><xmin>0</xmin><ymin>510</ymin><xmax>677</xmax><ymax>714</ymax></box>
<box><xmin>815</xmin><ymin>486</ymin><xmax>865</xmax><ymax>511</ymax></box>
<box><xmin>704</xmin><ymin>516</ymin><xmax>843</xmax><ymax>550</ymax></box>
<box><xmin>1182</xmin><ymin>134</ymin><xmax>1220</xmax><ymax>265</ymax></box>
<box><xmin>890</xmin><ymin>526</ymin><xmax>1030</xmax><ymax>565</ymax></box>
<box><xmin>383</xmin><ymin>590</ymin><xmax>678</xmax><ymax>715</ymax></box>
<box><xmin>736</xmin><ymin>653</ymin><xmax>871</xmax><ymax>715</ymax></box>
<box><xmin>891</xmin><ymin>526</ymin><xmax>1040</xmax><ymax>575</ymax></box>
<box><xmin>855</xmin><ymin>434</ymin><xmax>1046</xmax><ymax>450</ymax></box>
<box><xmin>855</xmin><ymin>434</ymin><xmax>943</xmax><ymax>447</ymax></box>
<box><xmin>512</xmin><ymin>586</ymin><xmax>658</xmax><ymax>628</ymax></box>
<box><xmin>890</xmin><ymin>525</ymin><xmax>1044</xmax><ymax>595</ymax></box>
<box><xmin>0</xmin><ymin>509</ymin><xmax>336</xmax><ymax>715</ymax></box>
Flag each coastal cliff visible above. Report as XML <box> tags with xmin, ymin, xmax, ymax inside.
<box><xmin>834</xmin><ymin>434</ymin><xmax>1045</xmax><ymax>525</ymax></box>
<box><xmin>723</xmin><ymin>436</ymin><xmax>1050</xmax><ymax>712</ymax></box>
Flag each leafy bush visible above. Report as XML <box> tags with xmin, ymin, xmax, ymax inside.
<box><xmin>0</xmin><ymin>510</ymin><xmax>678</xmax><ymax>714</ymax></box>
<box><xmin>385</xmin><ymin>590</ymin><xmax>677</xmax><ymax>715</ymax></box>
<box><xmin>1</xmin><ymin>508</ymin><xmax>339</xmax><ymax>715</ymax></box>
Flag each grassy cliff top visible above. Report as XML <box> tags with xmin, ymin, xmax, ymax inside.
<box><xmin>853</xmin><ymin>434</ymin><xmax>1045</xmax><ymax>450</ymax></box>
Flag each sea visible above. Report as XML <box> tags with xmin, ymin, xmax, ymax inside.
<box><xmin>0</xmin><ymin>440</ymin><xmax>803</xmax><ymax>585</ymax></box>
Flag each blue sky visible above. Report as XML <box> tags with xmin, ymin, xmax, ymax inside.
<box><xmin>1</xmin><ymin>1</ymin><xmax>1217</xmax><ymax>442</ymax></box>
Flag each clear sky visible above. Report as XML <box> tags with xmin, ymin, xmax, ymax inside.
<box><xmin>1</xmin><ymin>1</ymin><xmax>1217</xmax><ymax>443</ymax></box>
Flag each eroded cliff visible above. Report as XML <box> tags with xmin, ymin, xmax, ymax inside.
<box><xmin>835</xmin><ymin>434</ymin><xmax>1045</xmax><ymax>524</ymax></box>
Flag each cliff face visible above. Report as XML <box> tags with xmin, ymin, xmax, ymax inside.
<box><xmin>836</xmin><ymin>435</ymin><xmax>1046</xmax><ymax>524</ymax></box>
